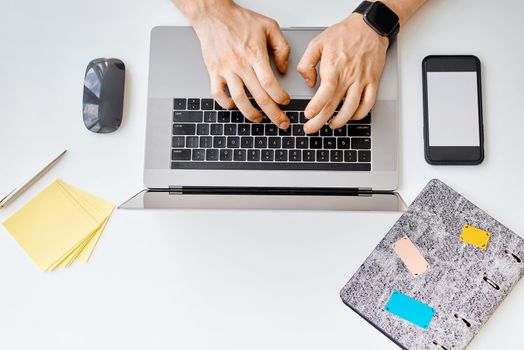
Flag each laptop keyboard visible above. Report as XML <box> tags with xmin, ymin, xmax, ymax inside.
<box><xmin>171</xmin><ymin>98</ymin><xmax>371</xmax><ymax>171</ymax></box>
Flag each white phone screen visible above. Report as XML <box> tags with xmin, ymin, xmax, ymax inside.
<box><xmin>426</xmin><ymin>71</ymin><xmax>480</xmax><ymax>147</ymax></box>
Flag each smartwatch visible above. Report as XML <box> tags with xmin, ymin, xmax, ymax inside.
<box><xmin>353</xmin><ymin>1</ymin><xmax>400</xmax><ymax>43</ymax></box>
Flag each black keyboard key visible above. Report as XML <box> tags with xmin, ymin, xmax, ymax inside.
<box><xmin>204</xmin><ymin>111</ymin><xmax>217</xmax><ymax>122</ymax></box>
<box><xmin>234</xmin><ymin>149</ymin><xmax>246</xmax><ymax>161</ymax></box>
<box><xmin>199</xmin><ymin>136</ymin><xmax>213</xmax><ymax>148</ymax></box>
<box><xmin>261</xmin><ymin>150</ymin><xmax>274</xmax><ymax>161</ymax></box>
<box><xmin>220</xmin><ymin>149</ymin><xmax>233</xmax><ymax>161</ymax></box>
<box><xmin>231</xmin><ymin>111</ymin><xmax>244</xmax><ymax>123</ymax></box>
<box><xmin>218</xmin><ymin>111</ymin><xmax>230</xmax><ymax>123</ymax></box>
<box><xmin>255</xmin><ymin>137</ymin><xmax>267</xmax><ymax>148</ymax></box>
<box><xmin>303</xmin><ymin>150</ymin><xmax>315</xmax><ymax>161</ymax></box>
<box><xmin>286</xmin><ymin>112</ymin><xmax>299</xmax><ymax>123</ymax></box>
<box><xmin>247</xmin><ymin>149</ymin><xmax>260</xmax><ymax>161</ymax></box>
<box><xmin>252</xmin><ymin>124</ymin><xmax>264</xmax><ymax>135</ymax></box>
<box><xmin>186</xmin><ymin>136</ymin><xmax>199</xmax><ymax>148</ymax></box>
<box><xmin>348</xmin><ymin>125</ymin><xmax>371</xmax><ymax>136</ymax></box>
<box><xmin>324</xmin><ymin>137</ymin><xmax>336</xmax><ymax>149</ymax></box>
<box><xmin>238</xmin><ymin>124</ymin><xmax>251</xmax><ymax>135</ymax></box>
<box><xmin>296</xmin><ymin>137</ymin><xmax>309</xmax><ymax>149</ymax></box>
<box><xmin>172</xmin><ymin>124</ymin><xmax>196</xmax><ymax>135</ymax></box>
<box><xmin>188</xmin><ymin>98</ymin><xmax>200</xmax><ymax>110</ymax></box>
<box><xmin>265</xmin><ymin>124</ymin><xmax>278</xmax><ymax>136</ymax></box>
<box><xmin>172</xmin><ymin>149</ymin><xmax>191</xmax><ymax>160</ymax></box>
<box><xmin>350</xmin><ymin>113</ymin><xmax>371</xmax><ymax>124</ymax></box>
<box><xmin>344</xmin><ymin>150</ymin><xmax>357</xmax><ymax>162</ymax></box>
<box><xmin>279</xmin><ymin>127</ymin><xmax>291</xmax><ymax>136</ymax></box>
<box><xmin>172</xmin><ymin>136</ymin><xmax>185</xmax><ymax>148</ymax></box>
<box><xmin>210</xmin><ymin>124</ymin><xmax>223</xmax><ymax>135</ymax></box>
<box><xmin>200</xmin><ymin>136</ymin><xmax>212</xmax><ymax>148</ymax></box>
<box><xmin>310</xmin><ymin>137</ymin><xmax>323</xmax><ymax>149</ymax></box>
<box><xmin>320</xmin><ymin>125</ymin><xmax>333</xmax><ymax>136</ymax></box>
<box><xmin>282</xmin><ymin>137</ymin><xmax>295</xmax><ymax>149</ymax></box>
<box><xmin>174</xmin><ymin>111</ymin><xmax>203</xmax><ymax>122</ymax></box>
<box><xmin>214</xmin><ymin>100</ymin><xmax>224</xmax><ymax>110</ymax></box>
<box><xmin>280</xmin><ymin>99</ymin><xmax>309</xmax><ymax>111</ymax></box>
<box><xmin>174</xmin><ymin>98</ymin><xmax>186</xmax><ymax>110</ymax></box>
<box><xmin>330</xmin><ymin>150</ymin><xmax>343</xmax><ymax>162</ymax></box>
<box><xmin>334</xmin><ymin>127</ymin><xmax>346</xmax><ymax>137</ymax></box>
<box><xmin>337</xmin><ymin>138</ymin><xmax>350</xmax><ymax>149</ymax></box>
<box><xmin>352</xmin><ymin>138</ymin><xmax>371</xmax><ymax>149</ymax></box>
<box><xmin>206</xmin><ymin>149</ymin><xmax>219</xmax><ymax>160</ymax></box>
<box><xmin>224</xmin><ymin>123</ymin><xmax>237</xmax><ymax>135</ymax></box>
<box><xmin>299</xmin><ymin>112</ymin><xmax>307</xmax><ymax>123</ymax></box>
<box><xmin>197</xmin><ymin>124</ymin><xmax>209</xmax><ymax>135</ymax></box>
<box><xmin>201</xmin><ymin>98</ymin><xmax>214</xmax><ymax>110</ymax></box>
<box><xmin>275</xmin><ymin>150</ymin><xmax>288</xmax><ymax>161</ymax></box>
<box><xmin>289</xmin><ymin>150</ymin><xmax>301</xmax><ymax>162</ymax></box>
<box><xmin>358</xmin><ymin>150</ymin><xmax>371</xmax><ymax>162</ymax></box>
<box><xmin>260</xmin><ymin>116</ymin><xmax>271</xmax><ymax>123</ymax></box>
<box><xmin>317</xmin><ymin>150</ymin><xmax>329</xmax><ymax>162</ymax></box>
<box><xmin>292</xmin><ymin>124</ymin><xmax>305</xmax><ymax>136</ymax></box>
<box><xmin>171</xmin><ymin>161</ymin><xmax>371</xmax><ymax>171</ymax></box>
<box><xmin>268</xmin><ymin>137</ymin><xmax>281</xmax><ymax>148</ymax></box>
<box><xmin>192</xmin><ymin>149</ymin><xmax>206</xmax><ymax>161</ymax></box>
<box><xmin>241</xmin><ymin>137</ymin><xmax>253</xmax><ymax>148</ymax></box>
<box><xmin>213</xmin><ymin>136</ymin><xmax>226</xmax><ymax>148</ymax></box>
<box><xmin>227</xmin><ymin>136</ymin><xmax>240</xmax><ymax>148</ymax></box>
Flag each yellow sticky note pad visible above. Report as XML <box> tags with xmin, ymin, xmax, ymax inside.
<box><xmin>2</xmin><ymin>179</ymin><xmax>114</xmax><ymax>271</ymax></box>
<box><xmin>460</xmin><ymin>224</ymin><xmax>491</xmax><ymax>250</ymax></box>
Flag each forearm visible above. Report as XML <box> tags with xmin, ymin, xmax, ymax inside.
<box><xmin>173</xmin><ymin>0</ymin><xmax>235</xmax><ymax>24</ymax></box>
<box><xmin>376</xmin><ymin>0</ymin><xmax>426</xmax><ymax>25</ymax></box>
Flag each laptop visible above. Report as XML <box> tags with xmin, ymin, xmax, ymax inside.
<box><xmin>121</xmin><ymin>26</ymin><xmax>405</xmax><ymax>211</ymax></box>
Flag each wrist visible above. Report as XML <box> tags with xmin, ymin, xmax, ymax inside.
<box><xmin>177</xmin><ymin>0</ymin><xmax>236</xmax><ymax>26</ymax></box>
<box><xmin>345</xmin><ymin>13</ymin><xmax>389</xmax><ymax>48</ymax></box>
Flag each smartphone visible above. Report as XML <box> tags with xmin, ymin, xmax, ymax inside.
<box><xmin>422</xmin><ymin>55</ymin><xmax>484</xmax><ymax>165</ymax></box>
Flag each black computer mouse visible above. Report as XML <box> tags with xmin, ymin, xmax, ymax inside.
<box><xmin>82</xmin><ymin>58</ymin><xmax>125</xmax><ymax>133</ymax></box>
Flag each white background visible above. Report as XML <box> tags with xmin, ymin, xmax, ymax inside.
<box><xmin>1</xmin><ymin>0</ymin><xmax>524</xmax><ymax>349</ymax></box>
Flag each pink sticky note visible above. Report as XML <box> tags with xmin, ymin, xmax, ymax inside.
<box><xmin>392</xmin><ymin>235</ymin><xmax>430</xmax><ymax>277</ymax></box>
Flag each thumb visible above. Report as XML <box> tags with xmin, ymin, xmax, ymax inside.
<box><xmin>297</xmin><ymin>41</ymin><xmax>321</xmax><ymax>88</ymax></box>
<box><xmin>266</xmin><ymin>21</ymin><xmax>291</xmax><ymax>74</ymax></box>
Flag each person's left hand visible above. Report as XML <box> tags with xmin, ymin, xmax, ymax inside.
<box><xmin>297</xmin><ymin>13</ymin><xmax>389</xmax><ymax>134</ymax></box>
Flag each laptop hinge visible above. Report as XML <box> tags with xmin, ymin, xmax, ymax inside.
<box><xmin>165</xmin><ymin>186</ymin><xmax>390</xmax><ymax>196</ymax></box>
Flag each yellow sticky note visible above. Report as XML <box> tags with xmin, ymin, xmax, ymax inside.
<box><xmin>48</xmin><ymin>227</ymin><xmax>101</xmax><ymax>271</ymax></box>
<box><xmin>3</xmin><ymin>181</ymin><xmax>99</xmax><ymax>270</ymax></box>
<box><xmin>460</xmin><ymin>224</ymin><xmax>491</xmax><ymax>250</ymax></box>
<box><xmin>2</xmin><ymin>179</ymin><xmax>114</xmax><ymax>271</ymax></box>
<box><xmin>56</xmin><ymin>180</ymin><xmax>114</xmax><ymax>263</ymax></box>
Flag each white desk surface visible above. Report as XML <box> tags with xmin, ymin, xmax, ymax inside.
<box><xmin>1</xmin><ymin>0</ymin><xmax>523</xmax><ymax>349</ymax></box>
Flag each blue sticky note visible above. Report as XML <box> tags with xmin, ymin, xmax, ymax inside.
<box><xmin>384</xmin><ymin>290</ymin><xmax>435</xmax><ymax>329</ymax></box>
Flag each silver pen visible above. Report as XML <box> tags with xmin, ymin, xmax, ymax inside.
<box><xmin>0</xmin><ymin>150</ymin><xmax>67</xmax><ymax>208</ymax></box>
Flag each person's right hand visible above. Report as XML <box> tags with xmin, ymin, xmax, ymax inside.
<box><xmin>188</xmin><ymin>0</ymin><xmax>291</xmax><ymax>129</ymax></box>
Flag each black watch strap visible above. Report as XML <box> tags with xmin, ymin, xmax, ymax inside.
<box><xmin>353</xmin><ymin>1</ymin><xmax>399</xmax><ymax>44</ymax></box>
<box><xmin>354</xmin><ymin>0</ymin><xmax>374</xmax><ymax>14</ymax></box>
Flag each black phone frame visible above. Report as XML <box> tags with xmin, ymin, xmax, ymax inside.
<box><xmin>422</xmin><ymin>55</ymin><xmax>484</xmax><ymax>165</ymax></box>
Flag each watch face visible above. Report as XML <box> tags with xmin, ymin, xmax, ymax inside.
<box><xmin>366</xmin><ymin>2</ymin><xmax>399</xmax><ymax>36</ymax></box>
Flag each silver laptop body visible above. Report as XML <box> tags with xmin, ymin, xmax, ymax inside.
<box><xmin>121</xmin><ymin>26</ymin><xmax>404</xmax><ymax>210</ymax></box>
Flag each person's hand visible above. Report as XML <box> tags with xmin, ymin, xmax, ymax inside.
<box><xmin>190</xmin><ymin>1</ymin><xmax>291</xmax><ymax>129</ymax></box>
<box><xmin>297</xmin><ymin>13</ymin><xmax>388</xmax><ymax>134</ymax></box>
